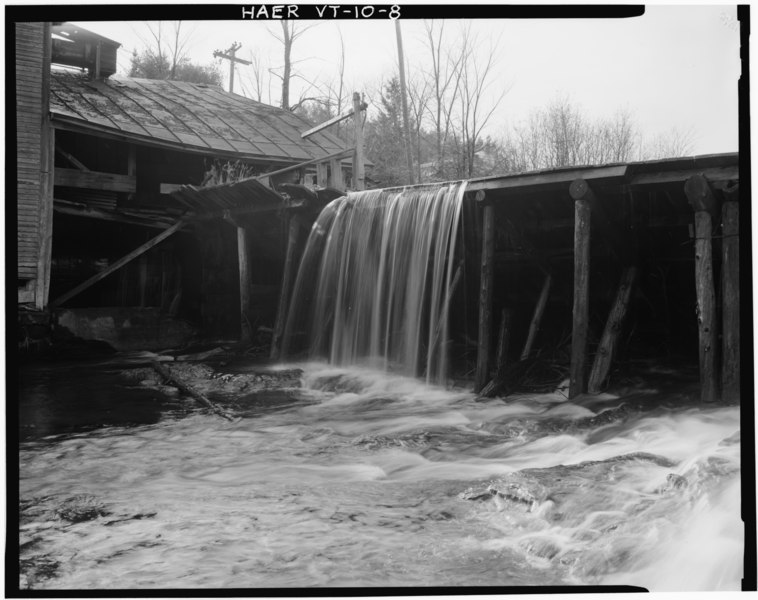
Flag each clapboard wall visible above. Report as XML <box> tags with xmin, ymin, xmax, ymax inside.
<box><xmin>16</xmin><ymin>22</ymin><xmax>53</xmax><ymax>307</ymax></box>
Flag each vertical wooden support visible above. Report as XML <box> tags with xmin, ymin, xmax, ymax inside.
<box><xmin>721</xmin><ymin>198</ymin><xmax>739</xmax><ymax>403</ymax></box>
<box><xmin>520</xmin><ymin>272</ymin><xmax>552</xmax><ymax>361</ymax></box>
<box><xmin>570</xmin><ymin>198</ymin><xmax>591</xmax><ymax>398</ymax></box>
<box><xmin>475</xmin><ymin>200</ymin><xmax>495</xmax><ymax>393</ymax></box>
<box><xmin>588</xmin><ymin>266</ymin><xmax>638</xmax><ymax>394</ymax></box>
<box><xmin>127</xmin><ymin>144</ymin><xmax>137</xmax><ymax>203</ymax></box>
<box><xmin>316</xmin><ymin>162</ymin><xmax>328</xmax><ymax>187</ymax></box>
<box><xmin>328</xmin><ymin>158</ymin><xmax>344</xmax><ymax>191</ymax></box>
<box><xmin>271</xmin><ymin>215</ymin><xmax>303</xmax><ymax>359</ymax></box>
<box><xmin>352</xmin><ymin>91</ymin><xmax>365</xmax><ymax>191</ymax></box>
<box><xmin>494</xmin><ymin>307</ymin><xmax>512</xmax><ymax>378</ymax></box>
<box><xmin>237</xmin><ymin>226</ymin><xmax>253</xmax><ymax>343</ymax></box>
<box><xmin>685</xmin><ymin>174</ymin><xmax>719</xmax><ymax>403</ymax></box>
<box><xmin>138</xmin><ymin>253</ymin><xmax>148</xmax><ymax>307</ymax></box>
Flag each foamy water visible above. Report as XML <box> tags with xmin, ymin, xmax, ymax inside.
<box><xmin>18</xmin><ymin>362</ymin><xmax>743</xmax><ymax>591</ymax></box>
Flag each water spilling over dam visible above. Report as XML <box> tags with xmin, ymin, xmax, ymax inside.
<box><xmin>283</xmin><ymin>182</ymin><xmax>467</xmax><ymax>384</ymax></box>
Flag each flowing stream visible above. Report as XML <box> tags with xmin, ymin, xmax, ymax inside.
<box><xmin>18</xmin><ymin>359</ymin><xmax>742</xmax><ymax>591</ymax></box>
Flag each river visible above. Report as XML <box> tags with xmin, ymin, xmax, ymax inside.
<box><xmin>17</xmin><ymin>356</ymin><xmax>743</xmax><ymax>591</ymax></box>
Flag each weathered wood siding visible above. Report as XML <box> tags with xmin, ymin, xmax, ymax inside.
<box><xmin>16</xmin><ymin>22</ymin><xmax>52</xmax><ymax>306</ymax></box>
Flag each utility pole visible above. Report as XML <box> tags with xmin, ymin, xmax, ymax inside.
<box><xmin>213</xmin><ymin>42</ymin><xmax>252</xmax><ymax>94</ymax></box>
<box><xmin>395</xmin><ymin>21</ymin><xmax>415</xmax><ymax>185</ymax></box>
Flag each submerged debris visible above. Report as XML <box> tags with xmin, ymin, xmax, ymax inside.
<box><xmin>55</xmin><ymin>494</ymin><xmax>110</xmax><ymax>523</ymax></box>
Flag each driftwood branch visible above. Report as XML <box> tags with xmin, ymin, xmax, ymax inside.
<box><xmin>152</xmin><ymin>362</ymin><xmax>235</xmax><ymax>421</ymax></box>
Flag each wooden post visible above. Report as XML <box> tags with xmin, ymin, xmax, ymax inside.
<box><xmin>352</xmin><ymin>92</ymin><xmax>365</xmax><ymax>191</ymax></box>
<box><xmin>521</xmin><ymin>272</ymin><xmax>552</xmax><ymax>360</ymax></box>
<box><xmin>127</xmin><ymin>144</ymin><xmax>137</xmax><ymax>204</ymax></box>
<box><xmin>588</xmin><ymin>266</ymin><xmax>637</xmax><ymax>394</ymax></box>
<box><xmin>721</xmin><ymin>197</ymin><xmax>739</xmax><ymax>403</ymax></box>
<box><xmin>685</xmin><ymin>174</ymin><xmax>719</xmax><ymax>403</ymax></box>
<box><xmin>138</xmin><ymin>253</ymin><xmax>148</xmax><ymax>307</ymax></box>
<box><xmin>271</xmin><ymin>215</ymin><xmax>303</xmax><ymax>359</ymax></box>
<box><xmin>570</xmin><ymin>197</ymin><xmax>591</xmax><ymax>398</ymax></box>
<box><xmin>316</xmin><ymin>162</ymin><xmax>328</xmax><ymax>187</ymax></box>
<box><xmin>494</xmin><ymin>307</ymin><xmax>512</xmax><ymax>378</ymax></box>
<box><xmin>213</xmin><ymin>42</ymin><xmax>251</xmax><ymax>94</ymax></box>
<box><xmin>475</xmin><ymin>199</ymin><xmax>495</xmax><ymax>393</ymax></box>
<box><xmin>237</xmin><ymin>226</ymin><xmax>253</xmax><ymax>343</ymax></box>
<box><xmin>329</xmin><ymin>158</ymin><xmax>344</xmax><ymax>191</ymax></box>
<box><xmin>50</xmin><ymin>219</ymin><xmax>185</xmax><ymax>308</ymax></box>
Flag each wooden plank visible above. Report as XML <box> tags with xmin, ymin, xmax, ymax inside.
<box><xmin>521</xmin><ymin>272</ymin><xmax>552</xmax><ymax>360</ymax></box>
<box><xmin>270</xmin><ymin>215</ymin><xmax>303</xmax><ymax>359</ymax></box>
<box><xmin>256</xmin><ymin>148</ymin><xmax>354</xmax><ymax>182</ymax></box>
<box><xmin>352</xmin><ymin>92</ymin><xmax>365</xmax><ymax>191</ymax></box>
<box><xmin>494</xmin><ymin>307</ymin><xmax>512</xmax><ymax>379</ymax></box>
<box><xmin>475</xmin><ymin>203</ymin><xmax>495</xmax><ymax>393</ymax></box>
<box><xmin>721</xmin><ymin>200</ymin><xmax>740</xmax><ymax>403</ymax></box>
<box><xmin>587</xmin><ymin>266</ymin><xmax>638</xmax><ymax>394</ymax></box>
<box><xmin>466</xmin><ymin>165</ymin><xmax>628</xmax><ymax>194</ymax></box>
<box><xmin>53</xmin><ymin>200</ymin><xmax>174</xmax><ymax>230</ymax></box>
<box><xmin>570</xmin><ymin>198</ymin><xmax>591</xmax><ymax>398</ymax></box>
<box><xmin>631</xmin><ymin>166</ymin><xmax>738</xmax><ymax>187</ymax></box>
<box><xmin>160</xmin><ymin>183</ymin><xmax>183</xmax><ymax>194</ymax></box>
<box><xmin>55</xmin><ymin>147</ymin><xmax>90</xmax><ymax>171</ymax></box>
<box><xmin>301</xmin><ymin>107</ymin><xmax>358</xmax><ymax>139</ymax></box>
<box><xmin>692</xmin><ymin>210</ymin><xmax>718</xmax><ymax>403</ymax></box>
<box><xmin>55</xmin><ymin>167</ymin><xmax>136</xmax><ymax>193</ymax></box>
<box><xmin>237</xmin><ymin>226</ymin><xmax>253</xmax><ymax>343</ymax></box>
<box><xmin>50</xmin><ymin>219</ymin><xmax>185</xmax><ymax>308</ymax></box>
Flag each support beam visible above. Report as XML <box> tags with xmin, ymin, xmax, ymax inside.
<box><xmin>570</xmin><ymin>198</ymin><xmax>591</xmax><ymax>398</ymax></box>
<box><xmin>54</xmin><ymin>199</ymin><xmax>175</xmax><ymax>229</ymax></box>
<box><xmin>570</xmin><ymin>178</ymin><xmax>632</xmax><ymax>264</ymax></box>
<box><xmin>588</xmin><ymin>266</ymin><xmax>638</xmax><ymax>394</ymax></box>
<box><xmin>521</xmin><ymin>272</ymin><xmax>552</xmax><ymax>361</ymax></box>
<box><xmin>301</xmin><ymin>102</ymin><xmax>366</xmax><ymax>139</ymax></box>
<box><xmin>494</xmin><ymin>307</ymin><xmax>512</xmax><ymax>380</ymax></box>
<box><xmin>49</xmin><ymin>219</ymin><xmax>185</xmax><ymax>308</ymax></box>
<box><xmin>316</xmin><ymin>162</ymin><xmax>328</xmax><ymax>187</ymax></box>
<box><xmin>721</xmin><ymin>198</ymin><xmax>739</xmax><ymax>403</ymax></box>
<box><xmin>685</xmin><ymin>175</ymin><xmax>719</xmax><ymax>403</ymax></box>
<box><xmin>54</xmin><ymin>167</ymin><xmax>137</xmax><ymax>193</ymax></box>
<box><xmin>329</xmin><ymin>158</ymin><xmax>344</xmax><ymax>191</ymax></box>
<box><xmin>271</xmin><ymin>215</ymin><xmax>303</xmax><ymax>359</ymax></box>
<box><xmin>237</xmin><ymin>226</ymin><xmax>253</xmax><ymax>343</ymax></box>
<box><xmin>352</xmin><ymin>92</ymin><xmax>365</xmax><ymax>191</ymax></box>
<box><xmin>475</xmin><ymin>201</ymin><xmax>495</xmax><ymax>393</ymax></box>
<box><xmin>692</xmin><ymin>210</ymin><xmax>718</xmax><ymax>403</ymax></box>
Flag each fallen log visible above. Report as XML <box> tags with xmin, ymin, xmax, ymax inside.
<box><xmin>152</xmin><ymin>362</ymin><xmax>235</xmax><ymax>421</ymax></box>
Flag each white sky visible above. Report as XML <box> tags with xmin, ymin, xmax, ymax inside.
<box><xmin>73</xmin><ymin>5</ymin><xmax>741</xmax><ymax>156</ymax></box>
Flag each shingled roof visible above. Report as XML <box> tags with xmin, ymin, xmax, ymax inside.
<box><xmin>49</xmin><ymin>70</ymin><xmax>347</xmax><ymax>164</ymax></box>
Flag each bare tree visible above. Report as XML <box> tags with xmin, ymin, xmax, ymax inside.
<box><xmin>422</xmin><ymin>20</ymin><xmax>464</xmax><ymax>178</ymax></box>
<box><xmin>268</xmin><ymin>22</ymin><xmax>316</xmax><ymax>110</ymax></box>
<box><xmin>642</xmin><ymin>126</ymin><xmax>696</xmax><ymax>159</ymax></box>
<box><xmin>455</xmin><ymin>24</ymin><xmax>507</xmax><ymax>177</ymax></box>
<box><xmin>503</xmin><ymin>97</ymin><xmax>641</xmax><ymax>171</ymax></box>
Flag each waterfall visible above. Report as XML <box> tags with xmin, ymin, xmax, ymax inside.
<box><xmin>282</xmin><ymin>181</ymin><xmax>468</xmax><ymax>384</ymax></box>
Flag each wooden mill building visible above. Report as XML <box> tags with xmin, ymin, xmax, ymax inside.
<box><xmin>14</xmin><ymin>22</ymin><xmax>353</xmax><ymax>351</ymax></box>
